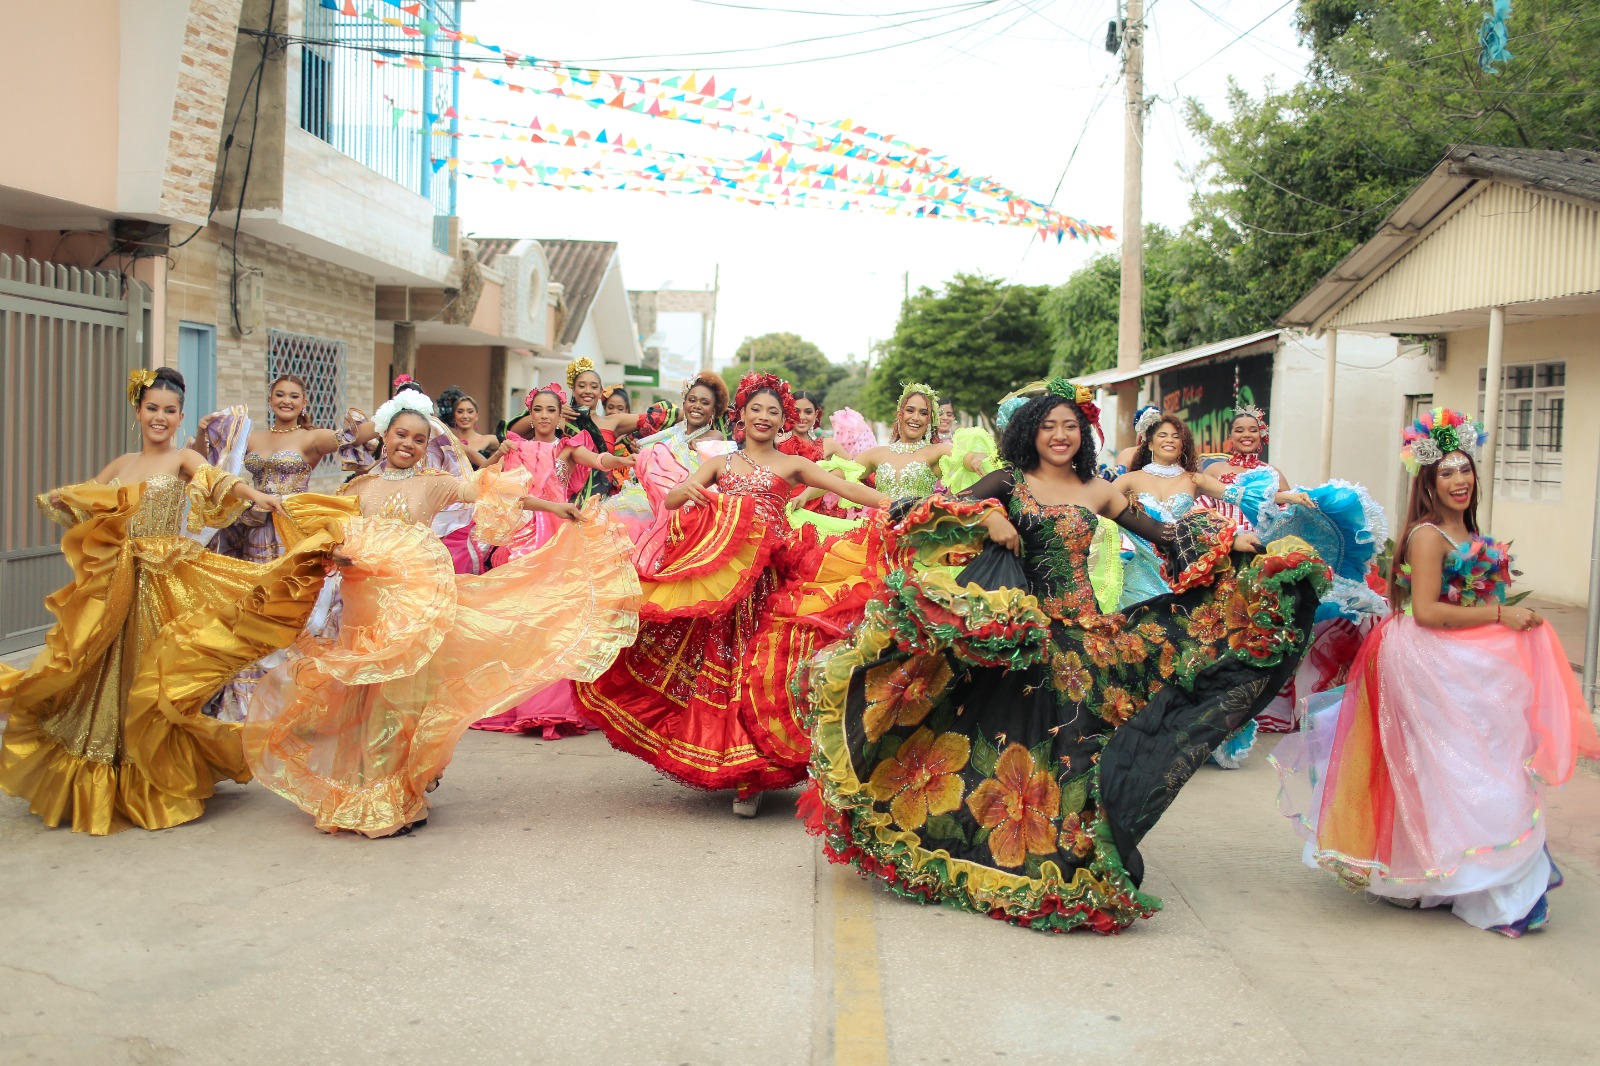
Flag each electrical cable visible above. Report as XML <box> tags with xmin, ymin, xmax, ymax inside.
<box><xmin>687</xmin><ymin>0</ymin><xmax>991</xmax><ymax>16</ymax></box>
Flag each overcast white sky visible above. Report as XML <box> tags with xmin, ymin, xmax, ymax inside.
<box><xmin>453</xmin><ymin>0</ymin><xmax>1311</xmax><ymax>366</ymax></box>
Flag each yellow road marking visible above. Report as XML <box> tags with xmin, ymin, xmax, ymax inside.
<box><xmin>831</xmin><ymin>865</ymin><xmax>890</xmax><ymax>1066</ymax></box>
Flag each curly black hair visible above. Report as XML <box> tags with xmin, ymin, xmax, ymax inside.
<box><xmin>1131</xmin><ymin>414</ymin><xmax>1200</xmax><ymax>472</ymax></box>
<box><xmin>1000</xmin><ymin>394</ymin><xmax>1096</xmax><ymax>483</ymax></box>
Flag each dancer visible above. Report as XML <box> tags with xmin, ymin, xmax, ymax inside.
<box><xmin>608</xmin><ymin>372</ymin><xmax>730</xmax><ymax>567</ymax></box>
<box><xmin>935</xmin><ymin>398</ymin><xmax>956</xmax><ymax>444</ymax></box>
<box><xmin>244</xmin><ymin>389</ymin><xmax>641</xmax><ymax>837</ymax></box>
<box><xmin>1201</xmin><ymin>402</ymin><xmax>1389</xmax><ymax>732</ymax></box>
<box><xmin>577</xmin><ymin>373</ymin><xmax>891</xmax><ymax>816</ymax></box>
<box><xmin>1114</xmin><ymin>404</ymin><xmax>1161</xmax><ymax>474</ymax></box>
<box><xmin>1272</xmin><ymin>408</ymin><xmax>1599</xmax><ymax>936</ymax></box>
<box><xmin>804</xmin><ymin>381</ymin><xmax>1328</xmax><ymax>932</ymax></box>
<box><xmin>855</xmin><ymin>383</ymin><xmax>986</xmax><ymax>500</ymax></box>
<box><xmin>439</xmin><ymin>388</ymin><xmax>500</xmax><ymax>470</ymax></box>
<box><xmin>1111</xmin><ymin>413</ymin><xmax>1316</xmax><ymax>766</ymax></box>
<box><xmin>0</xmin><ymin>368</ymin><xmax>351</xmax><ymax>835</ymax></box>
<box><xmin>193</xmin><ymin>374</ymin><xmax>347</xmax><ymax>722</ymax></box>
<box><xmin>472</xmin><ymin>383</ymin><xmax>636</xmax><ymax>738</ymax></box>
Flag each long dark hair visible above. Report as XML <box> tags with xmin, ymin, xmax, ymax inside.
<box><xmin>1388</xmin><ymin>452</ymin><xmax>1481</xmax><ymax>611</ymax></box>
<box><xmin>1131</xmin><ymin>414</ymin><xmax>1199</xmax><ymax>472</ymax></box>
<box><xmin>1000</xmin><ymin>394</ymin><xmax>1096</xmax><ymax>483</ymax></box>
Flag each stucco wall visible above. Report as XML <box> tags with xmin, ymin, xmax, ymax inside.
<box><xmin>416</xmin><ymin>347</ymin><xmax>492</xmax><ymax>429</ymax></box>
<box><xmin>1270</xmin><ymin>331</ymin><xmax>1434</xmax><ymax>530</ymax></box>
<box><xmin>1434</xmin><ymin>315</ymin><xmax>1600</xmax><ymax>604</ymax></box>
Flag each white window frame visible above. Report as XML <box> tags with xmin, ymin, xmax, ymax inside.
<box><xmin>1478</xmin><ymin>360</ymin><xmax>1564</xmax><ymax>502</ymax></box>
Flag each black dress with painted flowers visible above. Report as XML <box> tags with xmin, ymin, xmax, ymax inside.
<box><xmin>800</xmin><ymin>469</ymin><xmax>1328</xmax><ymax>934</ymax></box>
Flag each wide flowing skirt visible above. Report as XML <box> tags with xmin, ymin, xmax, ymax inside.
<box><xmin>805</xmin><ymin>538</ymin><xmax>1327</xmax><ymax>933</ymax></box>
<box><xmin>577</xmin><ymin>496</ymin><xmax>885</xmax><ymax>795</ymax></box>
<box><xmin>1272</xmin><ymin>616</ymin><xmax>1599</xmax><ymax>928</ymax></box>
<box><xmin>245</xmin><ymin>510</ymin><xmax>641</xmax><ymax>836</ymax></box>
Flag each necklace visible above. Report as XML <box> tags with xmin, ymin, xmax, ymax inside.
<box><xmin>379</xmin><ymin>465</ymin><xmax>419</xmax><ymax>481</ymax></box>
<box><xmin>1142</xmin><ymin>462</ymin><xmax>1185</xmax><ymax>478</ymax></box>
<box><xmin>890</xmin><ymin>439</ymin><xmax>922</xmax><ymax>454</ymax></box>
<box><xmin>683</xmin><ymin>423</ymin><xmax>712</xmax><ymax>444</ymax></box>
<box><xmin>269</xmin><ymin>423</ymin><xmax>297</xmax><ymax>434</ymax></box>
<box><xmin>1231</xmin><ymin>452</ymin><xmax>1264</xmax><ymax>469</ymax></box>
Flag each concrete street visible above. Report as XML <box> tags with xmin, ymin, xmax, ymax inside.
<box><xmin>3</xmin><ymin>726</ymin><xmax>1599</xmax><ymax>1066</ymax></box>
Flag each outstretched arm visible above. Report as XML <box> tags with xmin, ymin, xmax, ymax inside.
<box><xmin>795</xmin><ymin>458</ymin><xmax>889</xmax><ymax>509</ymax></box>
<box><xmin>663</xmin><ymin>459</ymin><xmax>721</xmax><ymax>511</ymax></box>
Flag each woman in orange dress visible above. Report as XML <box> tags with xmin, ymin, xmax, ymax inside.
<box><xmin>576</xmin><ymin>373</ymin><xmax>891</xmax><ymax>816</ymax></box>
<box><xmin>244</xmin><ymin>390</ymin><xmax>641</xmax><ymax>837</ymax></box>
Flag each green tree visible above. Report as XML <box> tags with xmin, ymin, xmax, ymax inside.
<box><xmin>821</xmin><ymin>356</ymin><xmax>871</xmax><ymax>416</ymax></box>
<box><xmin>865</xmin><ymin>273</ymin><xmax>1052</xmax><ymax>421</ymax></box>
<box><xmin>1177</xmin><ymin>0</ymin><xmax>1600</xmax><ymax>326</ymax></box>
<box><xmin>1041</xmin><ymin>224</ymin><xmax>1185</xmax><ymax>379</ymax></box>
<box><xmin>725</xmin><ymin>331</ymin><xmax>845</xmax><ymax>395</ymax></box>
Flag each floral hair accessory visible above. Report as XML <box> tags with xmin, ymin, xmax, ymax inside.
<box><xmin>565</xmin><ymin>357</ymin><xmax>598</xmax><ymax>390</ymax></box>
<box><xmin>897</xmin><ymin>380</ymin><xmax>940</xmax><ymax>410</ymax></box>
<box><xmin>1400</xmin><ymin>406</ymin><xmax>1486</xmax><ymax>476</ymax></box>
<box><xmin>733</xmin><ymin>372</ymin><xmax>798</xmax><ymax>436</ymax></box>
<box><xmin>392</xmin><ymin>373</ymin><xmax>415</xmax><ymax>390</ymax></box>
<box><xmin>127</xmin><ymin>368</ymin><xmax>158</xmax><ymax>408</ymax></box>
<box><xmin>1134</xmin><ymin>406</ymin><xmax>1163</xmax><ymax>442</ymax></box>
<box><xmin>373</xmin><ymin>389</ymin><xmax>436</xmax><ymax>432</ymax></box>
<box><xmin>996</xmin><ymin>379</ymin><xmax>1103</xmax><ymax>442</ymax></box>
<box><xmin>525</xmin><ymin>382</ymin><xmax>568</xmax><ymax>410</ymax></box>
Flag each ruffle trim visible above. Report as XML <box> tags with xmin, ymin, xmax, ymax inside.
<box><xmin>872</xmin><ymin>567</ymin><xmax>1052</xmax><ymax>670</ymax></box>
<box><xmin>892</xmin><ymin>495</ymin><xmax>1001</xmax><ymax>568</ymax></box>
<box><xmin>1166</xmin><ymin>508</ymin><xmax>1238</xmax><ymax>595</ymax></box>
<box><xmin>1216</xmin><ymin>538</ymin><xmax>1333</xmax><ymax>677</ymax></box>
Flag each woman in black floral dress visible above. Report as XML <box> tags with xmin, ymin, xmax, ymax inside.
<box><xmin>802</xmin><ymin>383</ymin><xmax>1329</xmax><ymax>933</ymax></box>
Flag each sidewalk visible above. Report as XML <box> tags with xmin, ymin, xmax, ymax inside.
<box><xmin>1526</xmin><ymin>596</ymin><xmax>1589</xmax><ymax>671</ymax></box>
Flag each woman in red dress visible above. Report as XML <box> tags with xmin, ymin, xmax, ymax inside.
<box><xmin>576</xmin><ymin>374</ymin><xmax>891</xmax><ymax>816</ymax></box>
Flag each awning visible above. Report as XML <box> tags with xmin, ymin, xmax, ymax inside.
<box><xmin>1073</xmin><ymin>329</ymin><xmax>1282</xmax><ymax>389</ymax></box>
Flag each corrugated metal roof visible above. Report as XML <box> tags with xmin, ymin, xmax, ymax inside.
<box><xmin>539</xmin><ymin>240</ymin><xmax>618</xmax><ymax>348</ymax></box>
<box><xmin>1074</xmin><ymin>329</ymin><xmax>1282</xmax><ymax>388</ymax></box>
<box><xmin>1282</xmin><ymin>144</ymin><xmax>1600</xmax><ymax>332</ymax></box>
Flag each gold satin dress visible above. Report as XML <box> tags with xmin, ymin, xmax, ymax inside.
<box><xmin>0</xmin><ymin>468</ymin><xmax>353</xmax><ymax>835</ymax></box>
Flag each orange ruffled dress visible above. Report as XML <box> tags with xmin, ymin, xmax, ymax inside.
<box><xmin>576</xmin><ymin>453</ymin><xmax>888</xmax><ymax>796</ymax></box>
<box><xmin>244</xmin><ymin>467</ymin><xmax>641</xmax><ymax>836</ymax></box>
<box><xmin>0</xmin><ymin>469</ymin><xmax>353</xmax><ymax>835</ymax></box>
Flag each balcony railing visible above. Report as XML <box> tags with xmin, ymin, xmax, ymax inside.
<box><xmin>299</xmin><ymin>0</ymin><xmax>460</xmax><ymax>253</ymax></box>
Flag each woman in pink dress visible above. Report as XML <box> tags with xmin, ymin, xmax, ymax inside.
<box><xmin>472</xmin><ymin>384</ymin><xmax>635</xmax><ymax>738</ymax></box>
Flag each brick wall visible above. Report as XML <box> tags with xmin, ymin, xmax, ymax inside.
<box><xmin>160</xmin><ymin>0</ymin><xmax>245</xmax><ymax>225</ymax></box>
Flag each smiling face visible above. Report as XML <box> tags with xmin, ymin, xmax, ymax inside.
<box><xmin>1229</xmin><ymin>415</ymin><xmax>1263</xmax><ymax>455</ymax></box>
<box><xmin>528</xmin><ymin>392</ymin><xmax>562</xmax><ymax>440</ymax></box>
<box><xmin>741</xmin><ymin>391</ymin><xmax>784</xmax><ymax>445</ymax></box>
<box><xmin>452</xmin><ymin>399</ymin><xmax>478</xmax><ymax>433</ymax></box>
<box><xmin>383</xmin><ymin>411</ymin><xmax>432</xmax><ymax>469</ymax></box>
<box><xmin>1150</xmin><ymin>421</ymin><xmax>1185</xmax><ymax>464</ymax></box>
<box><xmin>897</xmin><ymin>393</ymin><xmax>931</xmax><ymax>444</ymax></box>
<box><xmin>794</xmin><ymin>397</ymin><xmax>818</xmax><ymax>434</ymax></box>
<box><xmin>1434</xmin><ymin>452</ymin><xmax>1476</xmax><ymax>516</ymax></box>
<box><xmin>269</xmin><ymin>378</ymin><xmax>308</xmax><ymax>427</ymax></box>
<box><xmin>138</xmin><ymin>386</ymin><xmax>184</xmax><ymax>446</ymax></box>
<box><xmin>604</xmin><ymin>391</ymin><xmax>629</xmax><ymax>415</ymax></box>
<box><xmin>572</xmin><ymin>371</ymin><xmax>603</xmax><ymax>411</ymax></box>
<box><xmin>683</xmin><ymin>384</ymin><xmax>717</xmax><ymax>429</ymax></box>
<box><xmin>1034</xmin><ymin>403</ymin><xmax>1081</xmax><ymax>469</ymax></box>
<box><xmin>937</xmin><ymin>401</ymin><xmax>954</xmax><ymax>435</ymax></box>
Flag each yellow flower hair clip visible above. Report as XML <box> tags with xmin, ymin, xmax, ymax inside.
<box><xmin>565</xmin><ymin>357</ymin><xmax>598</xmax><ymax>390</ymax></box>
<box><xmin>127</xmin><ymin>368</ymin><xmax>158</xmax><ymax>408</ymax></box>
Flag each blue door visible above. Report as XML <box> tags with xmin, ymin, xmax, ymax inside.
<box><xmin>176</xmin><ymin>322</ymin><xmax>217</xmax><ymax>444</ymax></box>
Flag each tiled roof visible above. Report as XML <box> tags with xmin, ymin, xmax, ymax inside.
<box><xmin>541</xmin><ymin>240</ymin><xmax>618</xmax><ymax>348</ymax></box>
<box><xmin>473</xmin><ymin>237</ymin><xmax>522</xmax><ymax>267</ymax></box>
<box><xmin>1449</xmin><ymin>144</ymin><xmax>1600</xmax><ymax>204</ymax></box>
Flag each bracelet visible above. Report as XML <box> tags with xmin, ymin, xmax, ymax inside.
<box><xmin>1497</xmin><ymin>604</ymin><xmax>1502</xmax><ymax>623</ymax></box>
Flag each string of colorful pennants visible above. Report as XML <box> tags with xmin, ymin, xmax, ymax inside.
<box><xmin>319</xmin><ymin>0</ymin><xmax>1113</xmax><ymax>242</ymax></box>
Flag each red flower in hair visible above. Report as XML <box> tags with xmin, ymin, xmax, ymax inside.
<box><xmin>392</xmin><ymin>373</ymin><xmax>415</xmax><ymax>388</ymax></box>
<box><xmin>525</xmin><ymin>382</ymin><xmax>568</xmax><ymax>410</ymax></box>
<box><xmin>733</xmin><ymin>372</ymin><xmax>798</xmax><ymax>439</ymax></box>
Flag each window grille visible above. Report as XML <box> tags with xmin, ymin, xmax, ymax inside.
<box><xmin>267</xmin><ymin>329</ymin><xmax>346</xmax><ymax>469</ymax></box>
<box><xmin>1478</xmin><ymin>360</ymin><xmax>1564</xmax><ymax>501</ymax></box>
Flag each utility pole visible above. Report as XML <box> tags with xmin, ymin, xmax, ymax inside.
<box><xmin>1115</xmin><ymin>0</ymin><xmax>1144</xmax><ymax>453</ymax></box>
<box><xmin>705</xmin><ymin>263</ymin><xmax>719</xmax><ymax>372</ymax></box>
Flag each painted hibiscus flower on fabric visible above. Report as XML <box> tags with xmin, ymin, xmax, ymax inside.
<box><xmin>966</xmin><ymin>744</ymin><xmax>1060</xmax><ymax>869</ymax></box>
<box><xmin>866</xmin><ymin>727</ymin><xmax>970</xmax><ymax>831</ymax></box>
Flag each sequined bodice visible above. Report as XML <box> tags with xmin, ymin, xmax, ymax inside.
<box><xmin>875</xmin><ymin>458</ymin><xmax>939</xmax><ymax>499</ymax></box>
<box><xmin>720</xmin><ymin>454</ymin><xmax>791</xmax><ymax>526</ymax></box>
<box><xmin>1009</xmin><ymin>476</ymin><xmax>1101</xmax><ymax>620</ymax></box>
<box><xmin>1136</xmin><ymin>492</ymin><xmax>1196</xmax><ymax>522</ymax></box>
<box><xmin>125</xmin><ymin>473</ymin><xmax>187</xmax><ymax>538</ymax></box>
<box><xmin>243</xmin><ymin>450</ymin><xmax>314</xmax><ymax>495</ymax></box>
<box><xmin>341</xmin><ymin>470</ymin><xmax>462</xmax><ymax>525</ymax></box>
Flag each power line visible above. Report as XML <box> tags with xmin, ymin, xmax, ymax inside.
<box><xmin>687</xmin><ymin>0</ymin><xmax>990</xmax><ymax>16</ymax></box>
<box><xmin>1155</xmin><ymin>0</ymin><xmax>1297</xmax><ymax>97</ymax></box>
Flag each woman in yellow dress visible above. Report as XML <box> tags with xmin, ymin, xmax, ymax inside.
<box><xmin>244</xmin><ymin>390</ymin><xmax>642</xmax><ymax>837</ymax></box>
<box><xmin>0</xmin><ymin>367</ymin><xmax>352</xmax><ymax>835</ymax></box>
